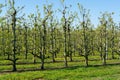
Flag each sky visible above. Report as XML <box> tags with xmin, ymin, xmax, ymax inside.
<box><xmin>0</xmin><ymin>0</ymin><xmax>120</xmax><ymax>27</ymax></box>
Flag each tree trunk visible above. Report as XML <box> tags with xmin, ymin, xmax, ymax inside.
<box><xmin>85</xmin><ymin>56</ymin><xmax>88</xmax><ymax>67</ymax></box>
<box><xmin>69</xmin><ymin>53</ymin><xmax>73</xmax><ymax>62</ymax></box>
<box><xmin>111</xmin><ymin>26</ymin><xmax>115</xmax><ymax>59</ymax></box>
<box><xmin>12</xmin><ymin>5</ymin><xmax>17</xmax><ymax>71</ymax></box>
<box><xmin>103</xmin><ymin>21</ymin><xmax>107</xmax><ymax>65</ymax></box>
<box><xmin>64</xmin><ymin>30</ymin><xmax>68</xmax><ymax>67</ymax></box>
<box><xmin>64</xmin><ymin>54</ymin><xmax>68</xmax><ymax>67</ymax></box>
<box><xmin>25</xmin><ymin>26</ymin><xmax>28</xmax><ymax>59</ymax></box>
<box><xmin>12</xmin><ymin>60</ymin><xmax>17</xmax><ymax>71</ymax></box>
<box><xmin>41</xmin><ymin>56</ymin><xmax>44</xmax><ymax>70</ymax></box>
<box><xmin>52</xmin><ymin>53</ymin><xmax>55</xmax><ymax>62</ymax></box>
<box><xmin>112</xmin><ymin>50</ymin><xmax>115</xmax><ymax>59</ymax></box>
<box><xmin>103</xmin><ymin>54</ymin><xmax>106</xmax><ymax>65</ymax></box>
<box><xmin>33</xmin><ymin>55</ymin><xmax>36</xmax><ymax>64</ymax></box>
<box><xmin>41</xmin><ymin>18</ymin><xmax>47</xmax><ymax>70</ymax></box>
<box><xmin>100</xmin><ymin>46</ymin><xmax>103</xmax><ymax>60</ymax></box>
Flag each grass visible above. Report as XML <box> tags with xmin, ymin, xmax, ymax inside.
<box><xmin>0</xmin><ymin>64</ymin><xmax>120</xmax><ymax>80</ymax></box>
<box><xmin>0</xmin><ymin>55</ymin><xmax>120</xmax><ymax>80</ymax></box>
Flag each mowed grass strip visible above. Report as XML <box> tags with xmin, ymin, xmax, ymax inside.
<box><xmin>0</xmin><ymin>65</ymin><xmax>120</xmax><ymax>80</ymax></box>
<box><xmin>0</xmin><ymin>58</ymin><xmax>120</xmax><ymax>80</ymax></box>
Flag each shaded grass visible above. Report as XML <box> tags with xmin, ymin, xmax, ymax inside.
<box><xmin>0</xmin><ymin>64</ymin><xmax>120</xmax><ymax>80</ymax></box>
<box><xmin>0</xmin><ymin>56</ymin><xmax>119</xmax><ymax>71</ymax></box>
<box><xmin>0</xmin><ymin>59</ymin><xmax>120</xmax><ymax>80</ymax></box>
<box><xmin>0</xmin><ymin>55</ymin><xmax>120</xmax><ymax>80</ymax></box>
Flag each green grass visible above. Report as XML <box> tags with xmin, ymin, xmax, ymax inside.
<box><xmin>0</xmin><ymin>55</ymin><xmax>120</xmax><ymax>80</ymax></box>
<box><xmin>0</xmin><ymin>64</ymin><xmax>120</xmax><ymax>80</ymax></box>
<box><xmin>0</xmin><ymin>58</ymin><xmax>120</xmax><ymax>80</ymax></box>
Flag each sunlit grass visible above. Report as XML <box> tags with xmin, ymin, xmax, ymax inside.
<box><xmin>0</xmin><ymin>55</ymin><xmax>120</xmax><ymax>80</ymax></box>
<box><xmin>0</xmin><ymin>64</ymin><xmax>120</xmax><ymax>80</ymax></box>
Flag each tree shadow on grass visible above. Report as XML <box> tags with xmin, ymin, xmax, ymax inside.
<box><xmin>87</xmin><ymin>62</ymin><xmax>120</xmax><ymax>67</ymax></box>
<box><xmin>0</xmin><ymin>65</ymin><xmax>80</xmax><ymax>74</ymax></box>
<box><xmin>0</xmin><ymin>62</ymin><xmax>120</xmax><ymax>74</ymax></box>
<box><xmin>0</xmin><ymin>58</ymin><xmax>117</xmax><ymax>66</ymax></box>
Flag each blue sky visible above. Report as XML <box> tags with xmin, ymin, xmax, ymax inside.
<box><xmin>0</xmin><ymin>0</ymin><xmax>120</xmax><ymax>27</ymax></box>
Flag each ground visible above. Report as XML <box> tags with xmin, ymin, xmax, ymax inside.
<box><xmin>0</xmin><ymin>55</ymin><xmax>120</xmax><ymax>80</ymax></box>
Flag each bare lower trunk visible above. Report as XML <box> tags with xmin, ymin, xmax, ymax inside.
<box><xmin>12</xmin><ymin>60</ymin><xmax>17</xmax><ymax>71</ymax></box>
<box><xmin>25</xmin><ymin>50</ymin><xmax>28</xmax><ymax>59</ymax></box>
<box><xmin>100</xmin><ymin>49</ymin><xmax>103</xmax><ymax>60</ymax></box>
<box><xmin>64</xmin><ymin>54</ymin><xmax>68</xmax><ymax>67</ymax></box>
<box><xmin>112</xmin><ymin>51</ymin><xmax>115</xmax><ymax>59</ymax></box>
<box><xmin>7</xmin><ymin>54</ymin><xmax>10</xmax><ymax>60</ymax></box>
<box><xmin>85</xmin><ymin>56</ymin><xmax>88</xmax><ymax>67</ymax></box>
<box><xmin>69</xmin><ymin>53</ymin><xmax>73</xmax><ymax>62</ymax></box>
<box><xmin>41</xmin><ymin>59</ymin><xmax>44</xmax><ymax>70</ymax></box>
<box><xmin>52</xmin><ymin>53</ymin><xmax>55</xmax><ymax>62</ymax></box>
<box><xmin>103</xmin><ymin>54</ymin><xmax>106</xmax><ymax>65</ymax></box>
<box><xmin>33</xmin><ymin>55</ymin><xmax>36</xmax><ymax>64</ymax></box>
<box><xmin>100</xmin><ymin>53</ymin><xmax>102</xmax><ymax>60</ymax></box>
<box><xmin>54</xmin><ymin>53</ymin><xmax>57</xmax><ymax>58</ymax></box>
